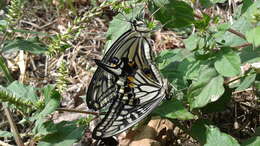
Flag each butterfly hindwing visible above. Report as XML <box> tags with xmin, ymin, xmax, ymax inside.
<box><xmin>92</xmin><ymin>68</ymin><xmax>167</xmax><ymax>138</ymax></box>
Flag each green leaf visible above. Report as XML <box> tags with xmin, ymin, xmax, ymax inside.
<box><xmin>241</xmin><ymin>0</ymin><xmax>254</xmax><ymax>14</ymax></box>
<box><xmin>190</xmin><ymin>120</ymin><xmax>240</xmax><ymax>146</ymax></box>
<box><xmin>193</xmin><ymin>13</ymin><xmax>211</xmax><ymax>30</ymax></box>
<box><xmin>183</xmin><ymin>34</ymin><xmax>200</xmax><ymax>51</ymax></box>
<box><xmin>153</xmin><ymin>99</ymin><xmax>197</xmax><ymax>120</ymax></box>
<box><xmin>38</xmin><ymin>121</ymin><xmax>86</xmax><ymax>146</ymax></box>
<box><xmin>7</xmin><ymin>81</ymin><xmax>39</xmax><ymax>102</ymax></box>
<box><xmin>0</xmin><ymin>130</ymin><xmax>13</xmax><ymax>138</ymax></box>
<box><xmin>241</xmin><ymin>1</ymin><xmax>260</xmax><ymax>24</ymax></box>
<box><xmin>236</xmin><ymin>72</ymin><xmax>256</xmax><ymax>91</ymax></box>
<box><xmin>204</xmin><ymin>126</ymin><xmax>239</xmax><ymax>146</ymax></box>
<box><xmin>199</xmin><ymin>0</ymin><xmax>213</xmax><ymax>8</ymax></box>
<box><xmin>41</xmin><ymin>84</ymin><xmax>56</xmax><ymax>103</ymax></box>
<box><xmin>2</xmin><ymin>37</ymin><xmax>47</xmax><ymax>54</ymax></box>
<box><xmin>214</xmin><ymin>48</ymin><xmax>241</xmax><ymax>77</ymax></box>
<box><xmin>215</xmin><ymin>17</ymin><xmax>253</xmax><ymax>47</ymax></box>
<box><xmin>199</xmin><ymin>0</ymin><xmax>227</xmax><ymax>8</ymax></box>
<box><xmin>157</xmin><ymin>49</ymin><xmax>194</xmax><ymax>70</ymax></box>
<box><xmin>202</xmin><ymin>86</ymin><xmax>232</xmax><ymax>113</ymax></box>
<box><xmin>239</xmin><ymin>46</ymin><xmax>260</xmax><ymax>63</ymax></box>
<box><xmin>105</xmin><ymin>5</ymin><xmax>144</xmax><ymax>49</ymax></box>
<box><xmin>241</xmin><ymin>136</ymin><xmax>260</xmax><ymax>146</ymax></box>
<box><xmin>33</xmin><ymin>90</ymin><xmax>61</xmax><ymax>135</ymax></box>
<box><xmin>188</xmin><ymin>66</ymin><xmax>225</xmax><ymax>109</ymax></box>
<box><xmin>157</xmin><ymin>49</ymin><xmax>194</xmax><ymax>89</ymax></box>
<box><xmin>149</xmin><ymin>0</ymin><xmax>194</xmax><ymax>28</ymax></box>
<box><xmin>38</xmin><ymin>90</ymin><xmax>60</xmax><ymax>118</ymax></box>
<box><xmin>246</xmin><ymin>27</ymin><xmax>260</xmax><ymax>47</ymax></box>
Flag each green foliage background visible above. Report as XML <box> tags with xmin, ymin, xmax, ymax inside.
<box><xmin>0</xmin><ymin>0</ymin><xmax>259</xmax><ymax>145</ymax></box>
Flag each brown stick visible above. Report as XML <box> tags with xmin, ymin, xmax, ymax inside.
<box><xmin>56</xmin><ymin>108</ymin><xmax>100</xmax><ymax>116</ymax></box>
<box><xmin>4</xmin><ymin>108</ymin><xmax>24</xmax><ymax>146</ymax></box>
<box><xmin>227</xmin><ymin>28</ymin><xmax>246</xmax><ymax>40</ymax></box>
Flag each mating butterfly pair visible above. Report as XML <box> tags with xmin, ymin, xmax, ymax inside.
<box><xmin>86</xmin><ymin>19</ymin><xmax>168</xmax><ymax>139</ymax></box>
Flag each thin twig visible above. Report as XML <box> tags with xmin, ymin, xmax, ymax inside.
<box><xmin>194</xmin><ymin>13</ymin><xmax>248</xmax><ymax>40</ymax></box>
<box><xmin>225</xmin><ymin>71</ymin><xmax>256</xmax><ymax>85</ymax></box>
<box><xmin>233</xmin><ymin>43</ymin><xmax>252</xmax><ymax>49</ymax></box>
<box><xmin>227</xmin><ymin>28</ymin><xmax>246</xmax><ymax>40</ymax></box>
<box><xmin>56</xmin><ymin>108</ymin><xmax>100</xmax><ymax>116</ymax></box>
<box><xmin>4</xmin><ymin>108</ymin><xmax>24</xmax><ymax>146</ymax></box>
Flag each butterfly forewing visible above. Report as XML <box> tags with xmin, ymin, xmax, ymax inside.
<box><xmin>86</xmin><ymin>30</ymin><xmax>156</xmax><ymax>110</ymax></box>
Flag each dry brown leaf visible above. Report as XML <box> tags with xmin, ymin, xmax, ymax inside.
<box><xmin>119</xmin><ymin>117</ymin><xmax>174</xmax><ymax>146</ymax></box>
<box><xmin>129</xmin><ymin>139</ymin><xmax>161</xmax><ymax>146</ymax></box>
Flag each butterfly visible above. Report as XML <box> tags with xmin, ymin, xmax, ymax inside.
<box><xmin>86</xmin><ymin>18</ymin><xmax>168</xmax><ymax>139</ymax></box>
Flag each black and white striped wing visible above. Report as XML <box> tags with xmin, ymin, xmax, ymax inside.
<box><xmin>92</xmin><ymin>68</ymin><xmax>168</xmax><ymax>138</ymax></box>
<box><xmin>86</xmin><ymin>30</ymin><xmax>155</xmax><ymax>111</ymax></box>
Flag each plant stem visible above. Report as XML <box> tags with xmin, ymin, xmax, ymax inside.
<box><xmin>4</xmin><ymin>108</ymin><xmax>24</xmax><ymax>146</ymax></box>
<box><xmin>0</xmin><ymin>55</ymin><xmax>14</xmax><ymax>83</ymax></box>
<box><xmin>56</xmin><ymin>108</ymin><xmax>100</xmax><ymax>116</ymax></box>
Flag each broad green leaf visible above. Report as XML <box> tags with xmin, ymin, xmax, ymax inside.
<box><xmin>33</xmin><ymin>90</ymin><xmax>60</xmax><ymax>135</ymax></box>
<box><xmin>236</xmin><ymin>72</ymin><xmax>256</xmax><ymax>91</ymax></box>
<box><xmin>7</xmin><ymin>81</ymin><xmax>39</xmax><ymax>102</ymax></box>
<box><xmin>2</xmin><ymin>37</ymin><xmax>47</xmax><ymax>54</ymax></box>
<box><xmin>38</xmin><ymin>90</ymin><xmax>60</xmax><ymax>118</ymax></box>
<box><xmin>149</xmin><ymin>0</ymin><xmax>194</xmax><ymax>28</ymax></box>
<box><xmin>241</xmin><ymin>1</ymin><xmax>260</xmax><ymax>24</ymax></box>
<box><xmin>157</xmin><ymin>49</ymin><xmax>194</xmax><ymax>70</ymax></box>
<box><xmin>41</xmin><ymin>84</ymin><xmax>56</xmax><ymax>103</ymax></box>
<box><xmin>246</xmin><ymin>27</ymin><xmax>260</xmax><ymax>47</ymax></box>
<box><xmin>33</xmin><ymin>120</ymin><xmax>56</xmax><ymax>136</ymax></box>
<box><xmin>239</xmin><ymin>46</ymin><xmax>260</xmax><ymax>63</ymax></box>
<box><xmin>216</xmin><ymin>23</ymin><xmax>230</xmax><ymax>31</ymax></box>
<box><xmin>204</xmin><ymin>126</ymin><xmax>239</xmax><ymax>146</ymax></box>
<box><xmin>202</xmin><ymin>86</ymin><xmax>232</xmax><ymax>113</ymax></box>
<box><xmin>190</xmin><ymin>120</ymin><xmax>240</xmax><ymax>146</ymax></box>
<box><xmin>157</xmin><ymin>49</ymin><xmax>194</xmax><ymax>89</ymax></box>
<box><xmin>214</xmin><ymin>48</ymin><xmax>241</xmax><ymax>77</ymax></box>
<box><xmin>215</xmin><ymin>17</ymin><xmax>253</xmax><ymax>47</ymax></box>
<box><xmin>38</xmin><ymin>121</ymin><xmax>86</xmax><ymax>146</ymax></box>
<box><xmin>183</xmin><ymin>34</ymin><xmax>200</xmax><ymax>51</ymax></box>
<box><xmin>153</xmin><ymin>99</ymin><xmax>197</xmax><ymax>120</ymax></box>
<box><xmin>241</xmin><ymin>0</ymin><xmax>254</xmax><ymax>14</ymax></box>
<box><xmin>188</xmin><ymin>66</ymin><xmax>225</xmax><ymax>109</ymax></box>
<box><xmin>241</xmin><ymin>136</ymin><xmax>260</xmax><ymax>146</ymax></box>
<box><xmin>105</xmin><ymin>5</ymin><xmax>144</xmax><ymax>49</ymax></box>
<box><xmin>0</xmin><ymin>130</ymin><xmax>13</xmax><ymax>138</ymax></box>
